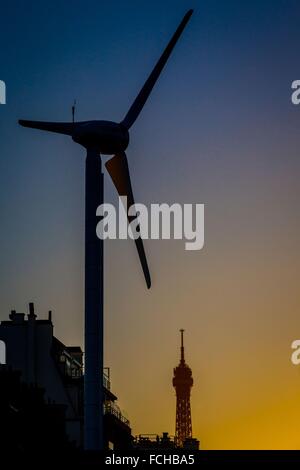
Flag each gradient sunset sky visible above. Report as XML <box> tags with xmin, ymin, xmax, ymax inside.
<box><xmin>1</xmin><ymin>0</ymin><xmax>300</xmax><ymax>449</ymax></box>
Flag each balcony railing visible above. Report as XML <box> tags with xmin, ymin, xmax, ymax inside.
<box><xmin>103</xmin><ymin>372</ymin><xmax>110</xmax><ymax>391</ymax></box>
<box><xmin>104</xmin><ymin>401</ymin><xmax>130</xmax><ymax>427</ymax></box>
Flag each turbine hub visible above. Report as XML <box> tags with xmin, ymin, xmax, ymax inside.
<box><xmin>72</xmin><ymin>120</ymin><xmax>129</xmax><ymax>154</ymax></box>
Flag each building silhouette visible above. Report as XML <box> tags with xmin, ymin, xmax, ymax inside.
<box><xmin>173</xmin><ymin>330</ymin><xmax>198</xmax><ymax>448</ymax></box>
<box><xmin>0</xmin><ymin>303</ymin><xmax>131</xmax><ymax>450</ymax></box>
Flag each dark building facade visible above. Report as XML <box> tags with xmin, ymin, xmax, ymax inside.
<box><xmin>0</xmin><ymin>366</ymin><xmax>69</xmax><ymax>452</ymax></box>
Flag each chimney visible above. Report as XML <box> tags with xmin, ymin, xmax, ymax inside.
<box><xmin>28</xmin><ymin>302</ymin><xmax>37</xmax><ymax>320</ymax></box>
<box><xmin>48</xmin><ymin>310</ymin><xmax>52</xmax><ymax>322</ymax></box>
<box><xmin>9</xmin><ymin>309</ymin><xmax>16</xmax><ymax>320</ymax></box>
<box><xmin>9</xmin><ymin>310</ymin><xmax>25</xmax><ymax>323</ymax></box>
<box><xmin>27</xmin><ymin>303</ymin><xmax>36</xmax><ymax>383</ymax></box>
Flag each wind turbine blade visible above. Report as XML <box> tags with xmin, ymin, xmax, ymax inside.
<box><xmin>19</xmin><ymin>119</ymin><xmax>74</xmax><ymax>135</ymax></box>
<box><xmin>121</xmin><ymin>9</ymin><xmax>193</xmax><ymax>129</ymax></box>
<box><xmin>105</xmin><ymin>152</ymin><xmax>151</xmax><ymax>289</ymax></box>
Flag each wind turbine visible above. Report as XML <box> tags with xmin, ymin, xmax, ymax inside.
<box><xmin>19</xmin><ymin>9</ymin><xmax>193</xmax><ymax>450</ymax></box>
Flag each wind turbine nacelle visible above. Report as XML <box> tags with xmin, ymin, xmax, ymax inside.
<box><xmin>72</xmin><ymin>120</ymin><xmax>129</xmax><ymax>154</ymax></box>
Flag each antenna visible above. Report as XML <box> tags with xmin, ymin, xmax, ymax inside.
<box><xmin>180</xmin><ymin>329</ymin><xmax>185</xmax><ymax>363</ymax></box>
<box><xmin>72</xmin><ymin>99</ymin><xmax>76</xmax><ymax>123</ymax></box>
